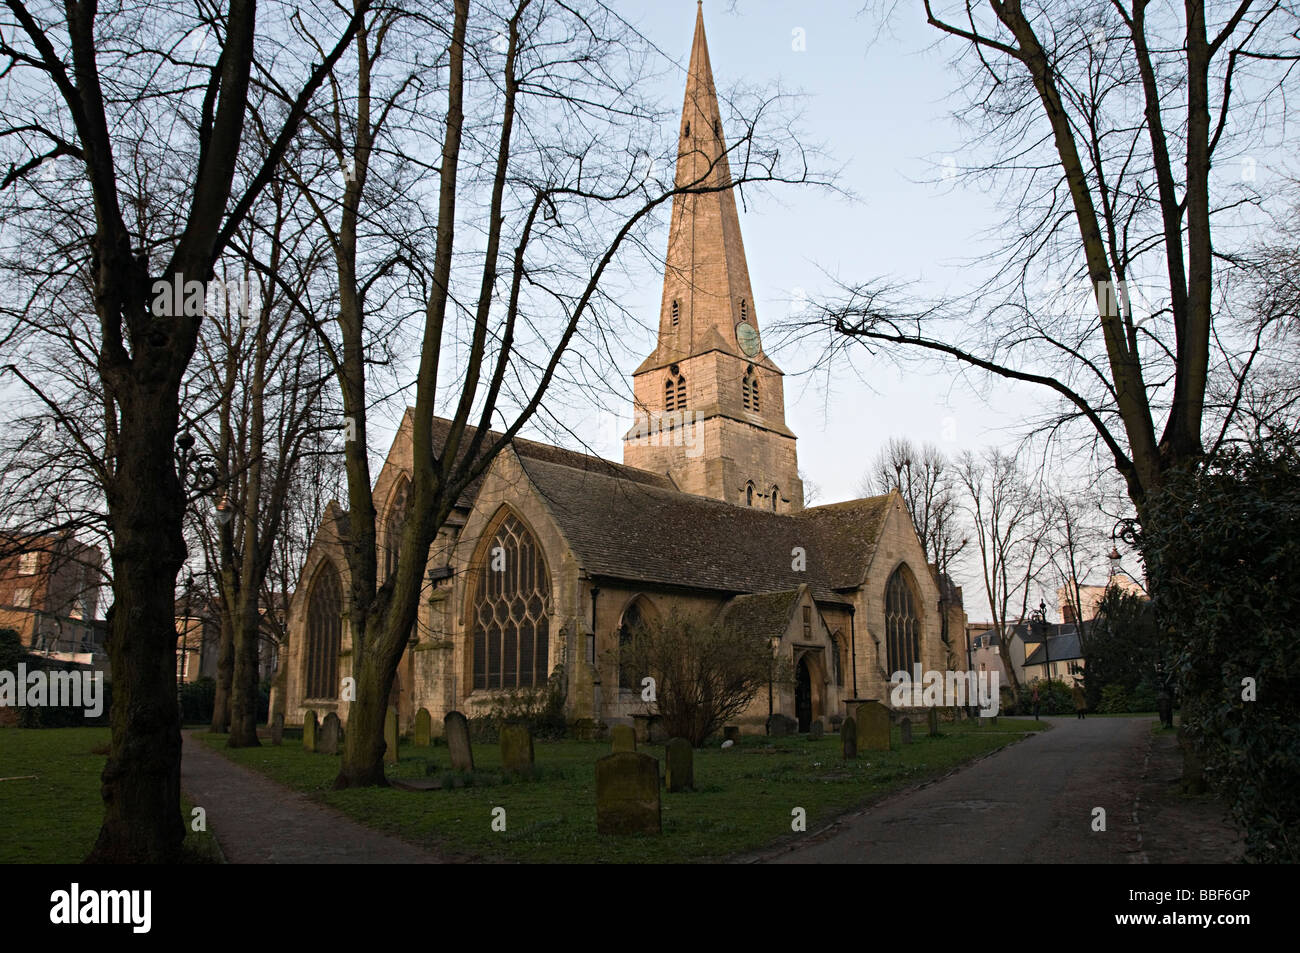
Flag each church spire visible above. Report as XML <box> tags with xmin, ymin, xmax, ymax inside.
<box><xmin>654</xmin><ymin>1</ymin><xmax>761</xmax><ymax>363</ymax></box>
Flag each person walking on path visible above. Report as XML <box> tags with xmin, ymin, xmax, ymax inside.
<box><xmin>1032</xmin><ymin>684</ymin><xmax>1041</xmax><ymax>720</ymax></box>
<box><xmin>1071</xmin><ymin>680</ymin><xmax>1088</xmax><ymax>720</ymax></box>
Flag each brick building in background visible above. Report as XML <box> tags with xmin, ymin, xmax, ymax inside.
<box><xmin>0</xmin><ymin>531</ymin><xmax>106</xmax><ymax>670</ymax></box>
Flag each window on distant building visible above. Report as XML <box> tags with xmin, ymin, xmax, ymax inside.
<box><xmin>304</xmin><ymin>561</ymin><xmax>342</xmax><ymax>700</ymax></box>
<box><xmin>618</xmin><ymin>598</ymin><xmax>655</xmax><ymax>691</ymax></box>
<box><xmin>471</xmin><ymin>513</ymin><xmax>552</xmax><ymax>691</ymax></box>
<box><xmin>746</xmin><ymin>482</ymin><xmax>755</xmax><ymax>506</ymax></box>
<box><xmin>13</xmin><ymin>588</ymin><xmax>31</xmax><ymax>608</ymax></box>
<box><xmin>382</xmin><ymin>476</ymin><xmax>411</xmax><ymax>583</ymax></box>
<box><xmin>802</xmin><ymin>605</ymin><xmax>812</xmax><ymax>640</ymax></box>
<box><xmin>830</xmin><ymin>634</ymin><xmax>843</xmax><ymax>686</ymax></box>
<box><xmin>885</xmin><ymin>566</ymin><xmax>922</xmax><ymax>675</ymax></box>
<box><xmin>770</xmin><ymin>486</ymin><xmax>780</xmax><ymax>512</ymax></box>
<box><xmin>18</xmin><ymin>552</ymin><xmax>38</xmax><ymax>575</ymax></box>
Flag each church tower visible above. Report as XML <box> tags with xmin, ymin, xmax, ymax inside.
<box><xmin>623</xmin><ymin>3</ymin><xmax>803</xmax><ymax>512</ymax></box>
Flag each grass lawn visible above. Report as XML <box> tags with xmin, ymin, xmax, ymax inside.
<box><xmin>200</xmin><ymin>719</ymin><xmax>1045</xmax><ymax>863</ymax></box>
<box><xmin>0</xmin><ymin>726</ymin><xmax>221</xmax><ymax>864</ymax></box>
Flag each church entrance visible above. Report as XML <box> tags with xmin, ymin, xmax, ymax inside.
<box><xmin>795</xmin><ymin>656</ymin><xmax>812</xmax><ymax>732</ymax></box>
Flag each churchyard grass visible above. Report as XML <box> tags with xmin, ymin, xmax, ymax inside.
<box><xmin>0</xmin><ymin>726</ymin><xmax>221</xmax><ymax>863</ymax></box>
<box><xmin>200</xmin><ymin>719</ymin><xmax>1044</xmax><ymax>863</ymax></box>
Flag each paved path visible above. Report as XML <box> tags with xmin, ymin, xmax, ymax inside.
<box><xmin>760</xmin><ymin>716</ymin><xmax>1236</xmax><ymax>864</ymax></box>
<box><xmin>180</xmin><ymin>732</ymin><xmax>442</xmax><ymax>864</ymax></box>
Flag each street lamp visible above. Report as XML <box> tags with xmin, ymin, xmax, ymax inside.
<box><xmin>1029</xmin><ymin>600</ymin><xmax>1049</xmax><ymax>684</ymax></box>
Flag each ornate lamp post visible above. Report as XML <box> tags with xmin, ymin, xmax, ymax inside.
<box><xmin>1029</xmin><ymin>600</ymin><xmax>1049</xmax><ymax>685</ymax></box>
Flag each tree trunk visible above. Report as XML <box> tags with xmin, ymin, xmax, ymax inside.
<box><xmin>86</xmin><ymin>394</ymin><xmax>186</xmax><ymax>864</ymax></box>
<box><xmin>228</xmin><ymin>594</ymin><xmax>263</xmax><ymax>747</ymax></box>
<box><xmin>210</xmin><ymin>607</ymin><xmax>233</xmax><ymax>733</ymax></box>
<box><xmin>332</xmin><ymin>638</ymin><xmax>392</xmax><ymax>787</ymax></box>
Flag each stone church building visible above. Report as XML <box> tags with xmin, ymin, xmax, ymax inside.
<box><xmin>279</xmin><ymin>7</ymin><xmax>968</xmax><ymax>738</ymax></box>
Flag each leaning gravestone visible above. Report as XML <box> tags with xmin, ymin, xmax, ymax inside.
<box><xmin>414</xmin><ymin>708</ymin><xmax>432</xmax><ymax>748</ymax></box>
<box><xmin>900</xmin><ymin>717</ymin><xmax>913</xmax><ymax>745</ymax></box>
<box><xmin>302</xmin><ymin>710</ymin><xmax>318</xmax><ymax>753</ymax></box>
<box><xmin>596</xmin><ymin>751</ymin><xmax>661</xmax><ymax>835</ymax></box>
<box><xmin>500</xmin><ymin>723</ymin><xmax>534</xmax><ymax>774</ymax></box>
<box><xmin>927</xmin><ymin>707</ymin><xmax>939</xmax><ymax>737</ymax></box>
<box><xmin>856</xmin><ymin>701</ymin><xmax>891</xmax><ymax>751</ymax></box>
<box><xmin>319</xmin><ymin>711</ymin><xmax>343</xmax><ymax>755</ymax></box>
<box><xmin>271</xmin><ymin>713</ymin><xmax>284</xmax><ymax>745</ymax></box>
<box><xmin>841</xmin><ymin>716</ymin><xmax>857</xmax><ymax>759</ymax></box>
<box><xmin>384</xmin><ymin>706</ymin><xmax>399</xmax><ymax>764</ymax></box>
<box><xmin>665</xmin><ymin>738</ymin><xmax>694</xmax><ymax>793</ymax></box>
<box><xmin>809</xmin><ymin>719</ymin><xmax>824</xmax><ymax>740</ymax></box>
<box><xmin>611</xmin><ymin>724</ymin><xmax>637</xmax><ymax>753</ymax></box>
<box><xmin>444</xmin><ymin>711</ymin><xmax>474</xmax><ymax>772</ymax></box>
<box><xmin>723</xmin><ymin>726</ymin><xmax>741</xmax><ymax>745</ymax></box>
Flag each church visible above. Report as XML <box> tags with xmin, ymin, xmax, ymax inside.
<box><xmin>279</xmin><ymin>6</ymin><xmax>968</xmax><ymax>738</ymax></box>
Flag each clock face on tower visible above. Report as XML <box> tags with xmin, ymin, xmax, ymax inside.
<box><xmin>735</xmin><ymin>321</ymin><xmax>760</xmax><ymax>357</ymax></box>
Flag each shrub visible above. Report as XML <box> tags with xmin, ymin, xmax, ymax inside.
<box><xmin>1140</xmin><ymin>430</ymin><xmax>1300</xmax><ymax>862</ymax></box>
<box><xmin>621</xmin><ymin>608</ymin><xmax>790</xmax><ymax>747</ymax></box>
<box><xmin>180</xmin><ymin>677</ymin><xmax>216</xmax><ymax>725</ymax></box>
<box><xmin>1097</xmin><ymin>684</ymin><xmax>1131</xmax><ymax>714</ymax></box>
<box><xmin>469</xmin><ymin>664</ymin><xmax>568</xmax><ymax>743</ymax></box>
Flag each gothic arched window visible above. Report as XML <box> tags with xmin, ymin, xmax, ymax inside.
<box><xmin>382</xmin><ymin>476</ymin><xmax>410</xmax><ymax>583</ymax></box>
<box><xmin>618</xmin><ymin>599</ymin><xmax>653</xmax><ymax>691</ymax></box>
<box><xmin>671</xmin><ymin>299</ymin><xmax>680</xmax><ymax>327</ymax></box>
<box><xmin>885</xmin><ymin>566</ymin><xmax>922</xmax><ymax>675</ymax></box>
<box><xmin>830</xmin><ymin>633</ymin><xmax>843</xmax><ymax>687</ymax></box>
<box><xmin>471</xmin><ymin>513</ymin><xmax>552</xmax><ymax>691</ymax></box>
<box><xmin>746</xmin><ymin>482</ymin><xmax>755</xmax><ymax>506</ymax></box>
<box><xmin>770</xmin><ymin>486</ymin><xmax>780</xmax><ymax>512</ymax></box>
<box><xmin>305</xmin><ymin>561</ymin><xmax>342</xmax><ymax>699</ymax></box>
<box><xmin>742</xmin><ymin>371</ymin><xmax>760</xmax><ymax>411</ymax></box>
<box><xmin>665</xmin><ymin>373</ymin><xmax>687</xmax><ymax>412</ymax></box>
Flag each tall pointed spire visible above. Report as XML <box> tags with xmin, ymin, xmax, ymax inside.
<box><xmin>624</xmin><ymin>4</ymin><xmax>802</xmax><ymax>513</ymax></box>
<box><xmin>653</xmin><ymin>1</ymin><xmax>760</xmax><ymax>363</ymax></box>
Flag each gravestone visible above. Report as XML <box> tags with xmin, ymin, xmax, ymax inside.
<box><xmin>595</xmin><ymin>752</ymin><xmax>661</xmax><ymax>835</ymax></box>
<box><xmin>415</xmin><ymin>708</ymin><xmax>432</xmax><ymax>748</ymax></box>
<box><xmin>631</xmin><ymin>714</ymin><xmax>652</xmax><ymax>744</ymax></box>
<box><xmin>927</xmin><ymin>707</ymin><xmax>939</xmax><ymax>737</ymax></box>
<box><xmin>809</xmin><ymin>719</ymin><xmax>824</xmax><ymax>740</ymax></box>
<box><xmin>900</xmin><ymin>717</ymin><xmax>912</xmax><ymax>745</ymax></box>
<box><xmin>856</xmin><ymin>701</ymin><xmax>891</xmax><ymax>751</ymax></box>
<box><xmin>302</xmin><ymin>710</ymin><xmax>318</xmax><ymax>753</ymax></box>
<box><xmin>444</xmin><ymin>711</ymin><xmax>474</xmax><ymax>772</ymax></box>
<box><xmin>271</xmin><ymin>713</ymin><xmax>284</xmax><ymax>745</ymax></box>
<box><xmin>500</xmin><ymin>723</ymin><xmax>534</xmax><ymax>774</ymax></box>
<box><xmin>319</xmin><ymin>711</ymin><xmax>343</xmax><ymax>755</ymax></box>
<box><xmin>723</xmin><ymin>726</ymin><xmax>741</xmax><ymax>745</ymax></box>
<box><xmin>611</xmin><ymin>724</ymin><xmax>637</xmax><ymax>753</ymax></box>
<box><xmin>665</xmin><ymin>738</ymin><xmax>694</xmax><ymax>793</ymax></box>
<box><xmin>841</xmin><ymin>716</ymin><xmax>857</xmax><ymax>759</ymax></box>
<box><xmin>384</xmin><ymin>706</ymin><xmax>399</xmax><ymax>764</ymax></box>
<box><xmin>768</xmin><ymin>713</ymin><xmax>796</xmax><ymax>737</ymax></box>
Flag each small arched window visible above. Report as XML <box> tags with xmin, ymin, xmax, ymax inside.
<box><xmin>665</xmin><ymin>373</ymin><xmax>686</xmax><ymax>412</ymax></box>
<box><xmin>742</xmin><ymin>371</ymin><xmax>760</xmax><ymax>411</ymax></box>
<box><xmin>671</xmin><ymin>299</ymin><xmax>680</xmax><ymax>327</ymax></box>
<box><xmin>305</xmin><ymin>561</ymin><xmax>342</xmax><ymax>700</ymax></box>
<box><xmin>830</xmin><ymin>633</ymin><xmax>843</xmax><ymax>687</ymax></box>
<box><xmin>618</xmin><ymin>600</ymin><xmax>651</xmax><ymax>691</ymax></box>
<box><xmin>740</xmin><ymin>298</ymin><xmax>747</xmax><ymax>322</ymax></box>
<box><xmin>684</xmin><ymin>121</ymin><xmax>691</xmax><ymax>138</ymax></box>
<box><xmin>770</xmin><ymin>486</ymin><xmax>780</xmax><ymax>512</ymax></box>
<box><xmin>885</xmin><ymin>566</ymin><xmax>922</xmax><ymax>675</ymax></box>
<box><xmin>745</xmin><ymin>482</ymin><xmax>755</xmax><ymax>506</ymax></box>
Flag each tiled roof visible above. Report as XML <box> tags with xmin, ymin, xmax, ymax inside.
<box><xmin>519</xmin><ymin>454</ymin><xmax>890</xmax><ymax>599</ymax></box>
<box><xmin>1023</xmin><ymin>630</ymin><xmax>1086</xmax><ymax>665</ymax></box>
<box><xmin>722</xmin><ymin>589</ymin><xmax>802</xmax><ymax>636</ymax></box>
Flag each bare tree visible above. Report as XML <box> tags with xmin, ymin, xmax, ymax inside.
<box><xmin>795</xmin><ymin>1</ymin><xmax>1300</xmax><ymax>525</ymax></box>
<box><xmin>0</xmin><ymin>0</ymin><xmax>368</xmax><ymax>862</ymax></box>
<box><xmin>957</xmin><ymin>447</ymin><xmax>1049</xmax><ymax>693</ymax></box>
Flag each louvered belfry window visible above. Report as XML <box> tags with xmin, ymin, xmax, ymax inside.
<box><xmin>665</xmin><ymin>373</ymin><xmax>687</xmax><ymax>412</ymax></box>
<box><xmin>305</xmin><ymin>561</ymin><xmax>342</xmax><ymax>699</ymax></box>
<box><xmin>671</xmin><ymin>299</ymin><xmax>680</xmax><ymax>326</ymax></box>
<box><xmin>885</xmin><ymin>566</ymin><xmax>921</xmax><ymax>675</ymax></box>
<box><xmin>472</xmin><ymin>514</ymin><xmax>552</xmax><ymax>690</ymax></box>
<box><xmin>743</xmin><ymin>371</ymin><xmax>760</xmax><ymax>411</ymax></box>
